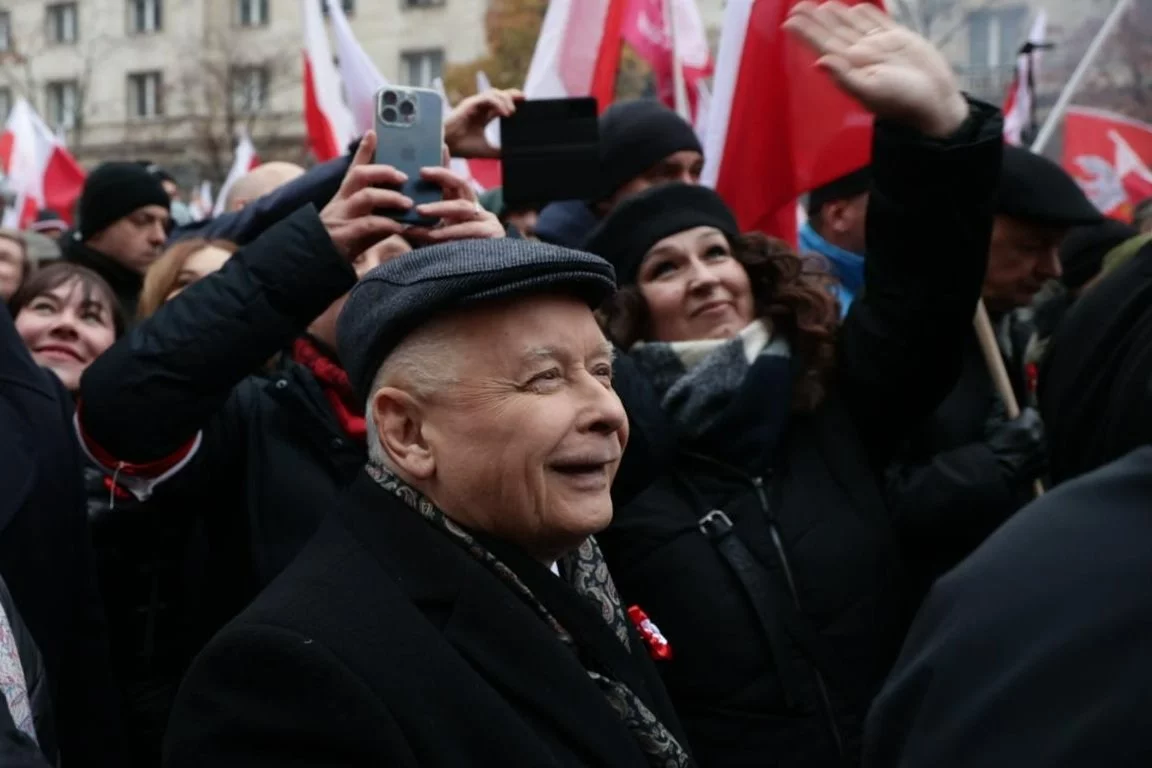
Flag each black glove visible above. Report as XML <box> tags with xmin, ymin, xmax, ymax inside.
<box><xmin>985</xmin><ymin>406</ymin><xmax>1048</xmax><ymax>483</ymax></box>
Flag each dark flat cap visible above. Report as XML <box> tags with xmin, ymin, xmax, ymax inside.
<box><xmin>997</xmin><ymin>145</ymin><xmax>1101</xmax><ymax>226</ymax></box>
<box><xmin>583</xmin><ymin>183</ymin><xmax>740</xmax><ymax>287</ymax></box>
<box><xmin>1059</xmin><ymin>219</ymin><xmax>1138</xmax><ymax>290</ymax></box>
<box><xmin>337</xmin><ymin>238</ymin><xmax>617</xmax><ymax>402</ymax></box>
<box><xmin>807</xmin><ymin>166</ymin><xmax>872</xmax><ymax>216</ymax></box>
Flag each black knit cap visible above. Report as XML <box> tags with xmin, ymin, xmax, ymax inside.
<box><xmin>1059</xmin><ymin>219</ymin><xmax>1139</xmax><ymax>291</ymax></box>
<box><xmin>598</xmin><ymin>100</ymin><xmax>702</xmax><ymax>202</ymax></box>
<box><xmin>78</xmin><ymin>162</ymin><xmax>170</xmax><ymax>240</ymax></box>
<box><xmin>582</xmin><ymin>183</ymin><xmax>740</xmax><ymax>287</ymax></box>
<box><xmin>337</xmin><ymin>238</ymin><xmax>617</xmax><ymax>403</ymax></box>
<box><xmin>996</xmin><ymin>145</ymin><xmax>1101</xmax><ymax>226</ymax></box>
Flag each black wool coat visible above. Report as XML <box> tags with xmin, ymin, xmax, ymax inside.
<box><xmin>0</xmin><ymin>307</ymin><xmax>121</xmax><ymax>766</ymax></box>
<box><xmin>164</xmin><ymin>472</ymin><xmax>689</xmax><ymax>767</ymax></box>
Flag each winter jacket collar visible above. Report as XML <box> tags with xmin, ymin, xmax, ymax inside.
<box><xmin>62</xmin><ymin>236</ymin><xmax>144</xmax><ymax>319</ymax></box>
<box><xmin>290</xmin><ymin>336</ymin><xmax>365</xmax><ymax>444</ymax></box>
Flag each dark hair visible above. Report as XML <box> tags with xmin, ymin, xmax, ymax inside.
<box><xmin>600</xmin><ymin>232</ymin><xmax>840</xmax><ymax>411</ymax></box>
<box><xmin>9</xmin><ymin>262</ymin><xmax>127</xmax><ymax>338</ymax></box>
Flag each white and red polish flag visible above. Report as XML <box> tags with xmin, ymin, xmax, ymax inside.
<box><xmin>0</xmin><ymin>98</ymin><xmax>86</xmax><ymax>230</ymax></box>
<box><xmin>325</xmin><ymin>0</ymin><xmax>387</xmax><ymax>136</ymax></box>
<box><xmin>701</xmin><ymin>0</ymin><xmax>882</xmax><ymax>245</ymax></box>
<box><xmin>211</xmin><ymin>130</ymin><xmax>261</xmax><ymax>217</ymax></box>
<box><xmin>621</xmin><ymin>0</ymin><xmax>714</xmax><ymax>122</ymax></box>
<box><xmin>1002</xmin><ymin>10</ymin><xmax>1047</xmax><ymax>146</ymax></box>
<box><xmin>467</xmin><ymin>71</ymin><xmax>504</xmax><ymax>191</ymax></box>
<box><xmin>523</xmin><ymin>0</ymin><xmax>629</xmax><ymax>111</ymax></box>
<box><xmin>302</xmin><ymin>0</ymin><xmax>355</xmax><ymax>161</ymax></box>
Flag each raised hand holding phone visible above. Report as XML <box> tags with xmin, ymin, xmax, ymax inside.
<box><xmin>374</xmin><ymin>86</ymin><xmax>446</xmax><ymax>226</ymax></box>
<box><xmin>405</xmin><ymin>166</ymin><xmax>504</xmax><ymax>243</ymax></box>
<box><xmin>319</xmin><ymin>131</ymin><xmax>411</xmax><ymax>261</ymax></box>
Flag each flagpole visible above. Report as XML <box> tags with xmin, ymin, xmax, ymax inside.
<box><xmin>1031</xmin><ymin>0</ymin><xmax>1134</xmax><ymax>154</ymax></box>
<box><xmin>666</xmin><ymin>0</ymin><xmax>691</xmax><ymax>121</ymax></box>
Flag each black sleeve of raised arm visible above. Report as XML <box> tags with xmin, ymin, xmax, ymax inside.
<box><xmin>169</xmin><ymin>155</ymin><xmax>353</xmax><ymax>247</ymax></box>
<box><xmin>837</xmin><ymin>99</ymin><xmax>1003</xmax><ymax>467</ymax></box>
<box><xmin>80</xmin><ymin>205</ymin><xmax>356</xmax><ymax>464</ymax></box>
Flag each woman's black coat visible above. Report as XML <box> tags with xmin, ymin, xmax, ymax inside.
<box><xmin>598</xmin><ymin>103</ymin><xmax>1004</xmax><ymax>767</ymax></box>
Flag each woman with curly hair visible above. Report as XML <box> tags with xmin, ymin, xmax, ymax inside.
<box><xmin>580</xmin><ymin>7</ymin><xmax>1003</xmax><ymax>761</ymax></box>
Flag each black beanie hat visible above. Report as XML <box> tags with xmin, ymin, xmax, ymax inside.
<box><xmin>583</xmin><ymin>183</ymin><xmax>740</xmax><ymax>287</ymax></box>
<box><xmin>78</xmin><ymin>162</ymin><xmax>170</xmax><ymax>240</ymax></box>
<box><xmin>1059</xmin><ymin>219</ymin><xmax>1139</xmax><ymax>291</ymax></box>
<box><xmin>598</xmin><ymin>100</ymin><xmax>703</xmax><ymax>202</ymax></box>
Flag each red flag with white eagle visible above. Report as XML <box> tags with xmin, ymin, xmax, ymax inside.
<box><xmin>1063</xmin><ymin>107</ymin><xmax>1152</xmax><ymax>222</ymax></box>
<box><xmin>701</xmin><ymin>0</ymin><xmax>883</xmax><ymax>245</ymax></box>
<box><xmin>522</xmin><ymin>0</ymin><xmax>628</xmax><ymax>111</ymax></box>
<box><xmin>301</xmin><ymin>0</ymin><xmax>355</xmax><ymax>161</ymax></box>
<box><xmin>0</xmin><ymin>98</ymin><xmax>86</xmax><ymax>230</ymax></box>
<box><xmin>621</xmin><ymin>0</ymin><xmax>714</xmax><ymax>122</ymax></box>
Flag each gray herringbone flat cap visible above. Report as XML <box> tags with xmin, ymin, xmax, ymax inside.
<box><xmin>337</xmin><ymin>237</ymin><xmax>617</xmax><ymax>402</ymax></box>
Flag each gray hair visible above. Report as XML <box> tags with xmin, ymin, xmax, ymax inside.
<box><xmin>364</xmin><ymin>323</ymin><xmax>460</xmax><ymax>466</ymax></box>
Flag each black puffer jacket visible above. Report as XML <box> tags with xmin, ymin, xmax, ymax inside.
<box><xmin>597</xmin><ymin>103</ymin><xmax>1004</xmax><ymax>767</ymax></box>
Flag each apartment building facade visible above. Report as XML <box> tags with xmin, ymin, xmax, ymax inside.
<box><xmin>0</xmin><ymin>0</ymin><xmax>489</xmax><ymax>175</ymax></box>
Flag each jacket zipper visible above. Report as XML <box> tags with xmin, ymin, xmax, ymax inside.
<box><xmin>751</xmin><ymin>476</ymin><xmax>845</xmax><ymax>760</ymax></box>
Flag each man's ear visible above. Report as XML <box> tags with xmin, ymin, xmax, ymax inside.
<box><xmin>372</xmin><ymin>387</ymin><xmax>435</xmax><ymax>479</ymax></box>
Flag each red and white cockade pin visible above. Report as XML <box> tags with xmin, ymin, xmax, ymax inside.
<box><xmin>627</xmin><ymin>605</ymin><xmax>673</xmax><ymax>661</ymax></box>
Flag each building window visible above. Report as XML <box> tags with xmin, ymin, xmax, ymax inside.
<box><xmin>128</xmin><ymin>71</ymin><xmax>163</xmax><ymax>118</ymax></box>
<box><xmin>967</xmin><ymin>6</ymin><xmax>1028</xmax><ymax>70</ymax></box>
<box><xmin>0</xmin><ymin>87</ymin><xmax>11</xmax><ymax>120</ymax></box>
<box><xmin>128</xmin><ymin>0</ymin><xmax>162</xmax><ymax>34</ymax></box>
<box><xmin>231</xmin><ymin>66</ymin><xmax>268</xmax><ymax>113</ymax></box>
<box><xmin>0</xmin><ymin>11</ymin><xmax>11</xmax><ymax>53</ymax></box>
<box><xmin>400</xmin><ymin>49</ymin><xmax>443</xmax><ymax>87</ymax></box>
<box><xmin>46</xmin><ymin>80</ymin><xmax>79</xmax><ymax>129</ymax></box>
<box><xmin>46</xmin><ymin>2</ymin><xmax>78</xmax><ymax>44</ymax></box>
<box><xmin>322</xmin><ymin>0</ymin><xmax>356</xmax><ymax>14</ymax></box>
<box><xmin>236</xmin><ymin>0</ymin><xmax>269</xmax><ymax>27</ymax></box>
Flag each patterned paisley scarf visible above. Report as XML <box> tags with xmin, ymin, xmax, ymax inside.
<box><xmin>365</xmin><ymin>461</ymin><xmax>693</xmax><ymax>768</ymax></box>
<box><xmin>0</xmin><ymin>601</ymin><xmax>36</xmax><ymax>744</ymax></box>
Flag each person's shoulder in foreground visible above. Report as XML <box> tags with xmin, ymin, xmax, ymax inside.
<box><xmin>864</xmin><ymin>446</ymin><xmax>1152</xmax><ymax>768</ymax></box>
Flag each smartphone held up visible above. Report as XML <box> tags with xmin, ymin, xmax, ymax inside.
<box><xmin>374</xmin><ymin>86</ymin><xmax>444</xmax><ymax>227</ymax></box>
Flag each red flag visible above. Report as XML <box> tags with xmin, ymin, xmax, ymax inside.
<box><xmin>621</xmin><ymin>0</ymin><xmax>714</xmax><ymax>121</ymax></box>
<box><xmin>301</xmin><ymin>0</ymin><xmax>354</xmax><ymax>161</ymax></box>
<box><xmin>702</xmin><ymin>0</ymin><xmax>882</xmax><ymax>245</ymax></box>
<box><xmin>1063</xmin><ymin>107</ymin><xmax>1152</xmax><ymax>222</ymax></box>
<box><xmin>523</xmin><ymin>0</ymin><xmax>628</xmax><ymax>112</ymax></box>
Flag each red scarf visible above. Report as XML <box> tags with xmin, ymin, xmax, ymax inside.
<box><xmin>291</xmin><ymin>337</ymin><xmax>366</xmax><ymax>444</ymax></box>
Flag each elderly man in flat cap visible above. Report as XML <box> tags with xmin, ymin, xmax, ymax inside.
<box><xmin>887</xmin><ymin>144</ymin><xmax>1103</xmax><ymax>603</ymax></box>
<box><xmin>162</xmin><ymin>239</ymin><xmax>693</xmax><ymax>767</ymax></box>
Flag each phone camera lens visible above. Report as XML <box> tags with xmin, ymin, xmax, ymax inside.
<box><xmin>381</xmin><ymin>106</ymin><xmax>398</xmax><ymax>123</ymax></box>
<box><xmin>382</xmin><ymin>90</ymin><xmax>398</xmax><ymax>106</ymax></box>
<box><xmin>399</xmin><ymin>100</ymin><xmax>416</xmax><ymax>117</ymax></box>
